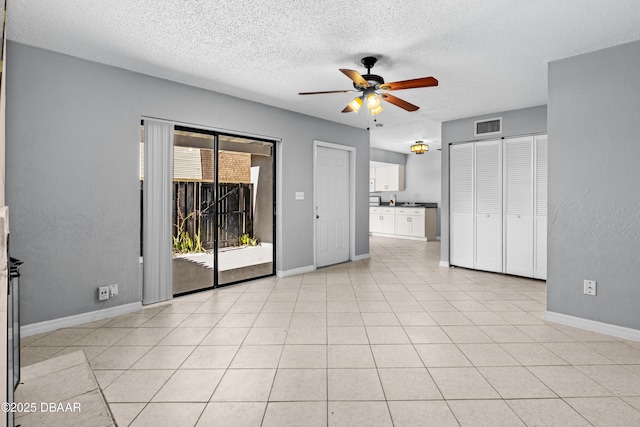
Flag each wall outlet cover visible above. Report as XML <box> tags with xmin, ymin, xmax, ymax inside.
<box><xmin>110</xmin><ymin>284</ymin><xmax>119</xmax><ymax>297</ymax></box>
<box><xmin>295</xmin><ymin>192</ymin><xmax>304</xmax><ymax>200</ymax></box>
<box><xmin>584</xmin><ymin>279</ymin><xmax>597</xmax><ymax>296</ymax></box>
<box><xmin>98</xmin><ymin>286</ymin><xmax>110</xmax><ymax>301</ymax></box>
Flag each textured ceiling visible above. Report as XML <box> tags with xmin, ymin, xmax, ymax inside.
<box><xmin>7</xmin><ymin>0</ymin><xmax>640</xmax><ymax>153</ymax></box>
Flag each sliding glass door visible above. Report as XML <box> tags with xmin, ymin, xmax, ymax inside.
<box><xmin>171</xmin><ymin>129</ymin><xmax>216</xmax><ymax>294</ymax></box>
<box><xmin>216</xmin><ymin>135</ymin><xmax>275</xmax><ymax>286</ymax></box>
<box><xmin>141</xmin><ymin>122</ymin><xmax>276</xmax><ymax>298</ymax></box>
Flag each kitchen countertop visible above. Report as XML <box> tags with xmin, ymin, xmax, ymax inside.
<box><xmin>374</xmin><ymin>202</ymin><xmax>438</xmax><ymax>208</ymax></box>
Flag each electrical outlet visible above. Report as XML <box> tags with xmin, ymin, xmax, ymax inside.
<box><xmin>110</xmin><ymin>284</ymin><xmax>119</xmax><ymax>297</ymax></box>
<box><xmin>295</xmin><ymin>192</ymin><xmax>304</xmax><ymax>200</ymax></box>
<box><xmin>98</xmin><ymin>286</ymin><xmax>110</xmax><ymax>301</ymax></box>
<box><xmin>584</xmin><ymin>280</ymin><xmax>597</xmax><ymax>296</ymax></box>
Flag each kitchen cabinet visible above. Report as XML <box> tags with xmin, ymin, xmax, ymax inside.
<box><xmin>370</xmin><ymin>206</ymin><xmax>436</xmax><ymax>241</ymax></box>
<box><xmin>369</xmin><ymin>207</ymin><xmax>395</xmax><ymax>234</ymax></box>
<box><xmin>374</xmin><ymin>165</ymin><xmax>405</xmax><ymax>192</ymax></box>
<box><xmin>369</xmin><ymin>207</ymin><xmax>383</xmax><ymax>233</ymax></box>
<box><xmin>395</xmin><ymin>208</ymin><xmax>426</xmax><ymax>238</ymax></box>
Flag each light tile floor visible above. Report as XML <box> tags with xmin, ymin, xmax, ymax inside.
<box><xmin>20</xmin><ymin>237</ymin><xmax>640</xmax><ymax>426</ymax></box>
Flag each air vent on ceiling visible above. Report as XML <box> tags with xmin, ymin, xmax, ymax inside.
<box><xmin>474</xmin><ymin>117</ymin><xmax>502</xmax><ymax>137</ymax></box>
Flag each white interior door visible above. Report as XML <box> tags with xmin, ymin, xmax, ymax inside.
<box><xmin>475</xmin><ymin>140</ymin><xmax>502</xmax><ymax>272</ymax></box>
<box><xmin>316</xmin><ymin>146</ymin><xmax>350</xmax><ymax>267</ymax></box>
<box><xmin>450</xmin><ymin>143</ymin><xmax>474</xmax><ymax>268</ymax></box>
<box><xmin>504</xmin><ymin>136</ymin><xmax>534</xmax><ymax>277</ymax></box>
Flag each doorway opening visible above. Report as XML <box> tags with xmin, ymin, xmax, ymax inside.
<box><xmin>141</xmin><ymin>122</ymin><xmax>276</xmax><ymax>298</ymax></box>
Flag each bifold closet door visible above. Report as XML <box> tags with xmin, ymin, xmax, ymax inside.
<box><xmin>450</xmin><ymin>143</ymin><xmax>474</xmax><ymax>268</ymax></box>
<box><xmin>475</xmin><ymin>140</ymin><xmax>502</xmax><ymax>272</ymax></box>
<box><xmin>534</xmin><ymin>135</ymin><xmax>548</xmax><ymax>280</ymax></box>
<box><xmin>504</xmin><ymin>136</ymin><xmax>534</xmax><ymax>277</ymax></box>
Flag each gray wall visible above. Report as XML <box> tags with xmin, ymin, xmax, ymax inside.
<box><xmin>251</xmin><ymin>154</ymin><xmax>274</xmax><ymax>245</ymax></box>
<box><xmin>547</xmin><ymin>40</ymin><xmax>640</xmax><ymax>329</ymax></box>
<box><xmin>370</xmin><ymin>148</ymin><xmax>406</xmax><ymax>165</ymax></box>
<box><xmin>440</xmin><ymin>105</ymin><xmax>547</xmax><ymax>263</ymax></box>
<box><xmin>6</xmin><ymin>42</ymin><xmax>370</xmax><ymax>325</ymax></box>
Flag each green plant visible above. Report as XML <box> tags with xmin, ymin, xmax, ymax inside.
<box><xmin>239</xmin><ymin>233</ymin><xmax>258</xmax><ymax>246</ymax></box>
<box><xmin>172</xmin><ymin>190</ymin><xmax>205</xmax><ymax>254</ymax></box>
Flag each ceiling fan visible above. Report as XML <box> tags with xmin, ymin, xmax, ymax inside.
<box><xmin>299</xmin><ymin>56</ymin><xmax>438</xmax><ymax>115</ymax></box>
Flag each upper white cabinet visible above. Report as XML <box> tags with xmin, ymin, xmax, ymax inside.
<box><xmin>375</xmin><ymin>165</ymin><xmax>405</xmax><ymax>192</ymax></box>
<box><xmin>449</xmin><ymin>134</ymin><xmax>547</xmax><ymax>280</ymax></box>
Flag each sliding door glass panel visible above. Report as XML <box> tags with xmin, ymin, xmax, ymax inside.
<box><xmin>217</xmin><ymin>135</ymin><xmax>274</xmax><ymax>286</ymax></box>
<box><xmin>172</xmin><ymin>130</ymin><xmax>215</xmax><ymax>294</ymax></box>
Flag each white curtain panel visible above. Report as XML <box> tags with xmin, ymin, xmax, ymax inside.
<box><xmin>143</xmin><ymin>120</ymin><xmax>174</xmax><ymax>304</ymax></box>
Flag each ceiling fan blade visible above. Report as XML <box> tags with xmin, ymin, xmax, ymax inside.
<box><xmin>298</xmin><ymin>89</ymin><xmax>357</xmax><ymax>95</ymax></box>
<box><xmin>341</xmin><ymin>104</ymin><xmax>354</xmax><ymax>113</ymax></box>
<box><xmin>380</xmin><ymin>77</ymin><xmax>438</xmax><ymax>91</ymax></box>
<box><xmin>380</xmin><ymin>93</ymin><xmax>420</xmax><ymax>112</ymax></box>
<box><xmin>339</xmin><ymin>69</ymin><xmax>370</xmax><ymax>88</ymax></box>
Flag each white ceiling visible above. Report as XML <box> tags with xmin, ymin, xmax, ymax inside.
<box><xmin>7</xmin><ymin>0</ymin><xmax>640</xmax><ymax>153</ymax></box>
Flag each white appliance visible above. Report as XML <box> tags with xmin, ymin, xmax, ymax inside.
<box><xmin>369</xmin><ymin>196</ymin><xmax>381</xmax><ymax>206</ymax></box>
<box><xmin>369</xmin><ymin>178</ymin><xmax>376</xmax><ymax>192</ymax></box>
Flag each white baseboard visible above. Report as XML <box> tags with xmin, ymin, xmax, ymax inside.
<box><xmin>439</xmin><ymin>261</ymin><xmax>450</xmax><ymax>268</ymax></box>
<box><xmin>545</xmin><ymin>311</ymin><xmax>640</xmax><ymax>342</ymax></box>
<box><xmin>21</xmin><ymin>302</ymin><xmax>144</xmax><ymax>337</ymax></box>
<box><xmin>277</xmin><ymin>264</ymin><xmax>316</xmax><ymax>278</ymax></box>
<box><xmin>353</xmin><ymin>253</ymin><xmax>370</xmax><ymax>261</ymax></box>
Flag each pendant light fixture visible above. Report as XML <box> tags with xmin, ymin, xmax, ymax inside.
<box><xmin>410</xmin><ymin>141</ymin><xmax>429</xmax><ymax>154</ymax></box>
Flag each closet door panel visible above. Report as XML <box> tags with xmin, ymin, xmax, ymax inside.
<box><xmin>476</xmin><ymin>215</ymin><xmax>501</xmax><ymax>270</ymax></box>
<box><xmin>535</xmin><ymin>217</ymin><xmax>547</xmax><ymax>279</ymax></box>
<box><xmin>504</xmin><ymin>136</ymin><xmax>534</xmax><ymax>277</ymax></box>
<box><xmin>474</xmin><ymin>140</ymin><xmax>502</xmax><ymax>272</ymax></box>
<box><xmin>505</xmin><ymin>216</ymin><xmax>533</xmax><ymax>275</ymax></box>
<box><xmin>534</xmin><ymin>135</ymin><xmax>548</xmax><ymax>279</ymax></box>
<box><xmin>450</xmin><ymin>143</ymin><xmax>474</xmax><ymax>268</ymax></box>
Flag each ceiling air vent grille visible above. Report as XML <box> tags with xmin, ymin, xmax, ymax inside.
<box><xmin>474</xmin><ymin>117</ymin><xmax>502</xmax><ymax>137</ymax></box>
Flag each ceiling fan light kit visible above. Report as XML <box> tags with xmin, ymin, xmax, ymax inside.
<box><xmin>411</xmin><ymin>141</ymin><xmax>429</xmax><ymax>154</ymax></box>
<box><xmin>348</xmin><ymin>97</ymin><xmax>363</xmax><ymax>113</ymax></box>
<box><xmin>298</xmin><ymin>56</ymin><xmax>438</xmax><ymax>116</ymax></box>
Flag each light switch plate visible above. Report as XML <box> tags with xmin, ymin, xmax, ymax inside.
<box><xmin>295</xmin><ymin>192</ymin><xmax>304</xmax><ymax>200</ymax></box>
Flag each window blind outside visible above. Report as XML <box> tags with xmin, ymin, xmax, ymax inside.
<box><xmin>143</xmin><ymin>120</ymin><xmax>174</xmax><ymax>304</ymax></box>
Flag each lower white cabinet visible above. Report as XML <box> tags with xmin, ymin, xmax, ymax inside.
<box><xmin>395</xmin><ymin>208</ymin><xmax>426</xmax><ymax>238</ymax></box>
<box><xmin>370</xmin><ymin>206</ymin><xmax>436</xmax><ymax>241</ymax></box>
<box><xmin>369</xmin><ymin>209</ymin><xmax>383</xmax><ymax>233</ymax></box>
<box><xmin>369</xmin><ymin>207</ymin><xmax>395</xmax><ymax>234</ymax></box>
